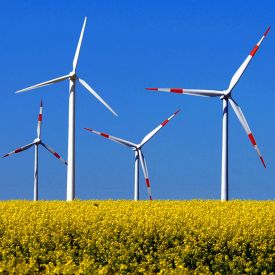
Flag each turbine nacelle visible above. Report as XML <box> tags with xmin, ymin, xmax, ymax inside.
<box><xmin>220</xmin><ymin>91</ymin><xmax>231</xmax><ymax>100</ymax></box>
<box><xmin>33</xmin><ymin>138</ymin><xmax>41</xmax><ymax>144</ymax></box>
<box><xmin>135</xmin><ymin>144</ymin><xmax>143</xmax><ymax>150</ymax></box>
<box><xmin>69</xmin><ymin>71</ymin><xmax>77</xmax><ymax>81</ymax></box>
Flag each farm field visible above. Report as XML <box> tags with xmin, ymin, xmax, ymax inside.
<box><xmin>0</xmin><ymin>200</ymin><xmax>274</xmax><ymax>274</ymax></box>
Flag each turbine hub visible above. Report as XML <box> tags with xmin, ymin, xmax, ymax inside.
<box><xmin>220</xmin><ymin>91</ymin><xmax>231</xmax><ymax>100</ymax></box>
<box><xmin>69</xmin><ymin>71</ymin><xmax>77</xmax><ymax>80</ymax></box>
<box><xmin>34</xmin><ymin>138</ymin><xmax>41</xmax><ymax>144</ymax></box>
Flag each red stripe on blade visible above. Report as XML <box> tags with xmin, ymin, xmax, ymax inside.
<box><xmin>260</xmin><ymin>156</ymin><xmax>266</xmax><ymax>168</ymax></box>
<box><xmin>54</xmin><ymin>152</ymin><xmax>60</xmax><ymax>159</ymax></box>
<box><xmin>248</xmin><ymin>133</ymin><xmax>257</xmax><ymax>146</ymax></box>
<box><xmin>264</xmin><ymin>26</ymin><xmax>271</xmax><ymax>37</ymax></box>
<box><xmin>146</xmin><ymin>178</ymin><xmax>150</xmax><ymax>187</ymax></box>
<box><xmin>2</xmin><ymin>154</ymin><xmax>9</xmax><ymax>158</ymax></box>
<box><xmin>101</xmin><ymin>133</ymin><xmax>109</xmax><ymax>138</ymax></box>
<box><xmin>170</xmin><ymin>88</ymin><xmax>183</xmax><ymax>93</ymax></box>
<box><xmin>15</xmin><ymin>148</ymin><xmax>22</xmax><ymax>153</ymax></box>
<box><xmin>146</xmin><ymin>88</ymin><xmax>158</xmax><ymax>91</ymax></box>
<box><xmin>161</xmin><ymin>119</ymin><xmax>169</xmax><ymax>126</ymax></box>
<box><xmin>250</xmin><ymin>45</ymin><xmax>259</xmax><ymax>57</ymax></box>
<box><xmin>38</xmin><ymin>114</ymin><xmax>42</xmax><ymax>121</ymax></box>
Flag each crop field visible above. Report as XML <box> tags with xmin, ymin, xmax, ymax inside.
<box><xmin>0</xmin><ymin>200</ymin><xmax>274</xmax><ymax>274</ymax></box>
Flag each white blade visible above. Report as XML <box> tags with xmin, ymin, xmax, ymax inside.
<box><xmin>138</xmin><ymin>149</ymin><xmax>152</xmax><ymax>200</ymax></box>
<box><xmin>146</xmin><ymin>88</ymin><xmax>224</xmax><ymax>97</ymax></box>
<box><xmin>41</xmin><ymin>142</ymin><xmax>67</xmax><ymax>165</ymax></box>
<box><xmin>227</xmin><ymin>26</ymin><xmax>271</xmax><ymax>93</ymax></box>
<box><xmin>228</xmin><ymin>97</ymin><xmax>266</xmax><ymax>168</ymax></box>
<box><xmin>16</xmin><ymin>74</ymin><xmax>69</xmax><ymax>93</ymax></box>
<box><xmin>73</xmin><ymin>17</ymin><xmax>87</xmax><ymax>72</ymax></box>
<box><xmin>84</xmin><ymin>128</ymin><xmax>137</xmax><ymax>148</ymax></box>
<box><xmin>78</xmin><ymin>78</ymin><xmax>118</xmax><ymax>116</ymax></box>
<box><xmin>140</xmin><ymin>109</ymin><xmax>180</xmax><ymax>147</ymax></box>
<box><xmin>37</xmin><ymin>100</ymin><xmax>43</xmax><ymax>139</ymax></box>
<box><xmin>2</xmin><ymin>142</ymin><xmax>35</xmax><ymax>158</ymax></box>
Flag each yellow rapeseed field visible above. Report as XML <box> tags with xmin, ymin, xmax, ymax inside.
<box><xmin>0</xmin><ymin>200</ymin><xmax>274</xmax><ymax>274</ymax></box>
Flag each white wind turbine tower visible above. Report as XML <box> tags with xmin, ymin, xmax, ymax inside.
<box><xmin>84</xmin><ymin>110</ymin><xmax>180</xmax><ymax>200</ymax></box>
<box><xmin>2</xmin><ymin>101</ymin><xmax>67</xmax><ymax>201</ymax></box>
<box><xmin>147</xmin><ymin>27</ymin><xmax>270</xmax><ymax>201</ymax></box>
<box><xmin>15</xmin><ymin>17</ymin><xmax>117</xmax><ymax>201</ymax></box>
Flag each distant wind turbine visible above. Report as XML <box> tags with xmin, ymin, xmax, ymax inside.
<box><xmin>84</xmin><ymin>110</ymin><xmax>180</xmax><ymax>200</ymax></box>
<box><xmin>15</xmin><ymin>17</ymin><xmax>118</xmax><ymax>201</ymax></box>
<box><xmin>147</xmin><ymin>26</ymin><xmax>270</xmax><ymax>201</ymax></box>
<box><xmin>2</xmin><ymin>101</ymin><xmax>67</xmax><ymax>201</ymax></box>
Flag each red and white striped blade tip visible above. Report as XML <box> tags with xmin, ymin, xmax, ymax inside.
<box><xmin>160</xmin><ymin>109</ymin><xmax>181</xmax><ymax>127</ymax></box>
<box><xmin>260</xmin><ymin>157</ymin><xmax>266</xmax><ymax>168</ymax></box>
<box><xmin>2</xmin><ymin>148</ymin><xmax>22</xmax><ymax>158</ymax></box>
<box><xmin>52</xmin><ymin>151</ymin><xmax>67</xmax><ymax>165</ymax></box>
<box><xmin>174</xmin><ymin>109</ymin><xmax>181</xmax><ymax>115</ymax></box>
<box><xmin>145</xmin><ymin>178</ymin><xmax>152</xmax><ymax>200</ymax></box>
<box><xmin>146</xmin><ymin>88</ymin><xmax>184</xmax><ymax>93</ymax></box>
<box><xmin>264</xmin><ymin>26</ymin><xmax>271</xmax><ymax>37</ymax></box>
<box><xmin>38</xmin><ymin>101</ymin><xmax>43</xmax><ymax>121</ymax></box>
<box><xmin>84</xmin><ymin>128</ymin><xmax>109</xmax><ymax>138</ymax></box>
<box><xmin>250</xmin><ymin>26</ymin><xmax>271</xmax><ymax>57</ymax></box>
<box><xmin>248</xmin><ymin>133</ymin><xmax>266</xmax><ymax>169</ymax></box>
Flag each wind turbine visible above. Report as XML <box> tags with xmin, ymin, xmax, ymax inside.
<box><xmin>84</xmin><ymin>110</ymin><xmax>180</xmax><ymax>200</ymax></box>
<box><xmin>2</xmin><ymin>101</ymin><xmax>67</xmax><ymax>201</ymax></box>
<box><xmin>147</xmin><ymin>26</ymin><xmax>270</xmax><ymax>201</ymax></box>
<box><xmin>15</xmin><ymin>17</ymin><xmax>117</xmax><ymax>201</ymax></box>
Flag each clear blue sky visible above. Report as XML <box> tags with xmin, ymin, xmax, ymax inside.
<box><xmin>0</xmin><ymin>0</ymin><xmax>274</xmax><ymax>200</ymax></box>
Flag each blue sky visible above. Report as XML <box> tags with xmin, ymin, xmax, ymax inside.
<box><xmin>0</xmin><ymin>0</ymin><xmax>274</xmax><ymax>200</ymax></box>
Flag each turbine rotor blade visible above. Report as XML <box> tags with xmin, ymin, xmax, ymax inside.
<box><xmin>16</xmin><ymin>74</ymin><xmax>70</xmax><ymax>94</ymax></box>
<box><xmin>227</xmin><ymin>26</ymin><xmax>271</xmax><ymax>93</ymax></box>
<box><xmin>41</xmin><ymin>142</ymin><xmax>67</xmax><ymax>165</ymax></box>
<box><xmin>73</xmin><ymin>17</ymin><xmax>87</xmax><ymax>72</ymax></box>
<box><xmin>138</xmin><ymin>149</ymin><xmax>152</xmax><ymax>200</ymax></box>
<box><xmin>146</xmin><ymin>88</ymin><xmax>224</xmax><ymax>97</ymax></box>
<box><xmin>140</xmin><ymin>109</ymin><xmax>180</xmax><ymax>147</ymax></box>
<box><xmin>228</xmin><ymin>97</ymin><xmax>266</xmax><ymax>168</ymax></box>
<box><xmin>2</xmin><ymin>142</ymin><xmax>35</xmax><ymax>158</ymax></box>
<box><xmin>78</xmin><ymin>78</ymin><xmax>118</xmax><ymax>116</ymax></box>
<box><xmin>84</xmin><ymin>128</ymin><xmax>137</xmax><ymax>148</ymax></box>
<box><xmin>37</xmin><ymin>100</ymin><xmax>43</xmax><ymax>139</ymax></box>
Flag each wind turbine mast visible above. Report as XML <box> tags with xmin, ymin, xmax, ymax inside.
<box><xmin>221</xmin><ymin>97</ymin><xmax>228</xmax><ymax>201</ymax></box>
<box><xmin>67</xmin><ymin>17</ymin><xmax>87</xmax><ymax>200</ymax></box>
<box><xmin>67</xmin><ymin>73</ymin><xmax>76</xmax><ymax>200</ymax></box>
